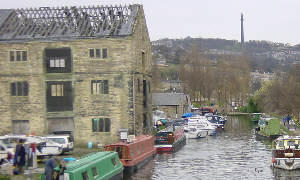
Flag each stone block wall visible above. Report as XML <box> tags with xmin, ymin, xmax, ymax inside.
<box><xmin>0</xmin><ymin>5</ymin><xmax>153</xmax><ymax>146</ymax></box>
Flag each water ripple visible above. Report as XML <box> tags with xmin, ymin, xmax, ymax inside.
<box><xmin>129</xmin><ymin>116</ymin><xmax>300</xmax><ymax>180</ymax></box>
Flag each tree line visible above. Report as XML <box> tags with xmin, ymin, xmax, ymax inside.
<box><xmin>254</xmin><ymin>64</ymin><xmax>300</xmax><ymax>119</ymax></box>
<box><xmin>178</xmin><ymin>44</ymin><xmax>251</xmax><ymax>108</ymax></box>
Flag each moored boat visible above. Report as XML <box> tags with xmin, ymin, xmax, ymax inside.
<box><xmin>271</xmin><ymin>136</ymin><xmax>300</xmax><ymax>170</ymax></box>
<box><xmin>255</xmin><ymin>117</ymin><xmax>281</xmax><ymax>139</ymax></box>
<box><xmin>205</xmin><ymin>114</ymin><xmax>227</xmax><ymax>129</ymax></box>
<box><xmin>155</xmin><ymin>125</ymin><xmax>186</xmax><ymax>153</ymax></box>
<box><xmin>105</xmin><ymin>135</ymin><xmax>156</xmax><ymax>175</ymax></box>
<box><xmin>251</xmin><ymin>113</ymin><xmax>262</xmax><ymax>123</ymax></box>
<box><xmin>186</xmin><ymin>125</ymin><xmax>208</xmax><ymax>139</ymax></box>
<box><xmin>40</xmin><ymin>151</ymin><xmax>124</xmax><ymax>180</ymax></box>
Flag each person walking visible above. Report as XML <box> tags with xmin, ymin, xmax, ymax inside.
<box><xmin>282</xmin><ymin>116</ymin><xmax>287</xmax><ymax>126</ymax></box>
<box><xmin>45</xmin><ymin>157</ymin><xmax>58</xmax><ymax>180</ymax></box>
<box><xmin>287</xmin><ymin>114</ymin><xmax>291</xmax><ymax>129</ymax></box>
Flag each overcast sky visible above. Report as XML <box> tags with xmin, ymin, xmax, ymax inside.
<box><xmin>2</xmin><ymin>0</ymin><xmax>300</xmax><ymax>44</ymax></box>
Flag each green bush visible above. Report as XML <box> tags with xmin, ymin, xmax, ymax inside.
<box><xmin>237</xmin><ymin>97</ymin><xmax>259</xmax><ymax>113</ymax></box>
<box><xmin>247</xmin><ymin>97</ymin><xmax>259</xmax><ymax>113</ymax></box>
<box><xmin>238</xmin><ymin>106</ymin><xmax>248</xmax><ymax>113</ymax></box>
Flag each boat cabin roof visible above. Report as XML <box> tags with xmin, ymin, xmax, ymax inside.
<box><xmin>276</xmin><ymin>136</ymin><xmax>300</xmax><ymax>141</ymax></box>
<box><xmin>158</xmin><ymin>125</ymin><xmax>183</xmax><ymax>133</ymax></box>
<box><xmin>66</xmin><ymin>152</ymin><xmax>116</xmax><ymax>171</ymax></box>
<box><xmin>106</xmin><ymin>135</ymin><xmax>153</xmax><ymax>147</ymax></box>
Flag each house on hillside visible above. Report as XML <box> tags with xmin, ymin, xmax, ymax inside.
<box><xmin>0</xmin><ymin>4</ymin><xmax>152</xmax><ymax>145</ymax></box>
<box><xmin>152</xmin><ymin>93</ymin><xmax>191</xmax><ymax>118</ymax></box>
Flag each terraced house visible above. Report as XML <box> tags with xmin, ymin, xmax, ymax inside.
<box><xmin>0</xmin><ymin>4</ymin><xmax>152</xmax><ymax>145</ymax></box>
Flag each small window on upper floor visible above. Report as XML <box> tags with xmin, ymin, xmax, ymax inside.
<box><xmin>89</xmin><ymin>48</ymin><xmax>108</xmax><ymax>59</ymax></box>
<box><xmin>96</xmin><ymin>49</ymin><xmax>101</xmax><ymax>58</ymax></box>
<box><xmin>11</xmin><ymin>81</ymin><xmax>29</xmax><ymax>96</ymax></box>
<box><xmin>102</xmin><ymin>48</ymin><xmax>108</xmax><ymax>59</ymax></box>
<box><xmin>45</xmin><ymin>48</ymin><xmax>71</xmax><ymax>73</ymax></box>
<box><xmin>9</xmin><ymin>50</ymin><xmax>27</xmax><ymax>61</ymax></box>
<box><xmin>49</xmin><ymin>58</ymin><xmax>65</xmax><ymax>68</ymax></box>
<box><xmin>91</xmin><ymin>80</ymin><xmax>109</xmax><ymax>94</ymax></box>
<box><xmin>89</xmin><ymin>49</ymin><xmax>95</xmax><ymax>58</ymax></box>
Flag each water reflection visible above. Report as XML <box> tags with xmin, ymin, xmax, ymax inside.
<box><xmin>129</xmin><ymin>116</ymin><xmax>300</xmax><ymax>180</ymax></box>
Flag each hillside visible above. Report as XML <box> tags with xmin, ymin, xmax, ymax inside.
<box><xmin>152</xmin><ymin>37</ymin><xmax>300</xmax><ymax>76</ymax></box>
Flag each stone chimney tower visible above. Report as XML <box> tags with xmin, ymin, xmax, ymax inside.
<box><xmin>241</xmin><ymin>13</ymin><xmax>245</xmax><ymax>48</ymax></box>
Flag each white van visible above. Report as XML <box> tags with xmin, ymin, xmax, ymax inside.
<box><xmin>46</xmin><ymin>135</ymin><xmax>74</xmax><ymax>153</ymax></box>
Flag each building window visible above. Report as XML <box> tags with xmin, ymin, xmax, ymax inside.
<box><xmin>11</xmin><ymin>81</ymin><xmax>29</xmax><ymax>96</ymax></box>
<box><xmin>10</xmin><ymin>51</ymin><xmax>14</xmax><ymax>61</ymax></box>
<box><xmin>49</xmin><ymin>58</ymin><xmax>65</xmax><ymax>68</ymax></box>
<box><xmin>92</xmin><ymin>118</ymin><xmax>110</xmax><ymax>132</ymax></box>
<box><xmin>9</xmin><ymin>50</ymin><xmax>27</xmax><ymax>61</ymax></box>
<box><xmin>51</xmin><ymin>84</ymin><xmax>64</xmax><ymax>96</ymax></box>
<box><xmin>89</xmin><ymin>49</ymin><xmax>95</xmax><ymax>58</ymax></box>
<box><xmin>89</xmin><ymin>48</ymin><xmax>108</xmax><ymax>59</ymax></box>
<box><xmin>96</xmin><ymin>49</ymin><xmax>101</xmax><ymax>58</ymax></box>
<box><xmin>22</xmin><ymin>51</ymin><xmax>27</xmax><ymax>61</ymax></box>
<box><xmin>91</xmin><ymin>80</ymin><xmax>109</xmax><ymax>94</ymax></box>
<box><xmin>102</xmin><ymin>48</ymin><xmax>108</xmax><ymax>59</ymax></box>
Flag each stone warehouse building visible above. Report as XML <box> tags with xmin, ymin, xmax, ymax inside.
<box><xmin>0</xmin><ymin>5</ymin><xmax>152</xmax><ymax>145</ymax></box>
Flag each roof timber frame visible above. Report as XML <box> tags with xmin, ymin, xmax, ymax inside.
<box><xmin>0</xmin><ymin>5</ymin><xmax>139</xmax><ymax>41</ymax></box>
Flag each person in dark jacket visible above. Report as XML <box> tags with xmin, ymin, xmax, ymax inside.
<box><xmin>45</xmin><ymin>157</ymin><xmax>57</xmax><ymax>180</ymax></box>
<box><xmin>13</xmin><ymin>140</ymin><xmax>26</xmax><ymax>174</ymax></box>
<box><xmin>287</xmin><ymin>114</ymin><xmax>292</xmax><ymax>129</ymax></box>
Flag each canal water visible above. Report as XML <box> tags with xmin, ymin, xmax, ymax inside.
<box><xmin>129</xmin><ymin>115</ymin><xmax>300</xmax><ymax>180</ymax></box>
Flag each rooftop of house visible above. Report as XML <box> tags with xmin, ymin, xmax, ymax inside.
<box><xmin>152</xmin><ymin>93</ymin><xmax>190</xmax><ymax>106</ymax></box>
<box><xmin>0</xmin><ymin>4</ymin><xmax>140</xmax><ymax>42</ymax></box>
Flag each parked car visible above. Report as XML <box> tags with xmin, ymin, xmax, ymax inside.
<box><xmin>1</xmin><ymin>135</ymin><xmax>63</xmax><ymax>157</ymax></box>
<box><xmin>25</xmin><ymin>136</ymin><xmax>64</xmax><ymax>156</ymax></box>
<box><xmin>0</xmin><ymin>143</ymin><xmax>14</xmax><ymax>161</ymax></box>
<box><xmin>45</xmin><ymin>135</ymin><xmax>74</xmax><ymax>153</ymax></box>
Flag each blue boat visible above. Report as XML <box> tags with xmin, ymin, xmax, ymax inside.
<box><xmin>205</xmin><ymin>114</ymin><xmax>227</xmax><ymax>129</ymax></box>
<box><xmin>181</xmin><ymin>113</ymin><xmax>195</xmax><ymax>118</ymax></box>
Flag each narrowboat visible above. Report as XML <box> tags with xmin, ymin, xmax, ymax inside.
<box><xmin>105</xmin><ymin>135</ymin><xmax>156</xmax><ymax>175</ymax></box>
<box><xmin>271</xmin><ymin>136</ymin><xmax>300</xmax><ymax>170</ymax></box>
<box><xmin>155</xmin><ymin>125</ymin><xmax>186</xmax><ymax>153</ymax></box>
<box><xmin>40</xmin><ymin>151</ymin><xmax>123</xmax><ymax>180</ymax></box>
<box><xmin>251</xmin><ymin>113</ymin><xmax>262</xmax><ymax>123</ymax></box>
<box><xmin>255</xmin><ymin>117</ymin><xmax>281</xmax><ymax>139</ymax></box>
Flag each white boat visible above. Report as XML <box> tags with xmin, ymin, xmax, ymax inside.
<box><xmin>271</xmin><ymin>136</ymin><xmax>300</xmax><ymax>170</ymax></box>
<box><xmin>186</xmin><ymin>125</ymin><xmax>208</xmax><ymax>139</ymax></box>
<box><xmin>186</xmin><ymin>116</ymin><xmax>217</xmax><ymax>136</ymax></box>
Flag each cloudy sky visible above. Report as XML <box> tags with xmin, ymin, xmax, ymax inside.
<box><xmin>2</xmin><ymin>0</ymin><xmax>300</xmax><ymax>44</ymax></box>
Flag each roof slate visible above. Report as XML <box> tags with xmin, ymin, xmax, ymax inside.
<box><xmin>0</xmin><ymin>5</ymin><xmax>140</xmax><ymax>42</ymax></box>
<box><xmin>152</xmin><ymin>93</ymin><xmax>190</xmax><ymax>106</ymax></box>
